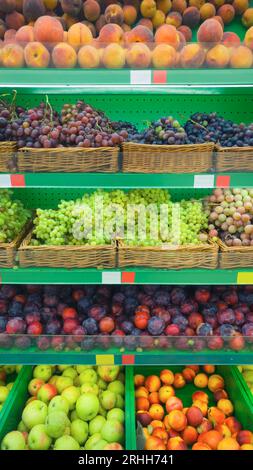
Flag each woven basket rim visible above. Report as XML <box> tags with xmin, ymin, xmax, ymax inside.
<box><xmin>216</xmin><ymin>144</ymin><xmax>253</xmax><ymax>152</ymax></box>
<box><xmin>117</xmin><ymin>239</ymin><xmax>217</xmax><ymax>252</ymax></box>
<box><xmin>0</xmin><ymin>220</ymin><xmax>31</xmax><ymax>250</ymax></box>
<box><xmin>218</xmin><ymin>238</ymin><xmax>253</xmax><ymax>253</ymax></box>
<box><xmin>18</xmin><ymin>146</ymin><xmax>119</xmax><ymax>154</ymax></box>
<box><xmin>122</xmin><ymin>141</ymin><xmax>215</xmax><ymax>150</ymax></box>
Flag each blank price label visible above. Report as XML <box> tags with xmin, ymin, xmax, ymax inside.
<box><xmin>130</xmin><ymin>70</ymin><xmax>152</xmax><ymax>85</ymax></box>
<box><xmin>194</xmin><ymin>175</ymin><xmax>215</xmax><ymax>188</ymax></box>
<box><xmin>96</xmin><ymin>355</ymin><xmax>115</xmax><ymax>365</ymax></box>
<box><xmin>237</xmin><ymin>272</ymin><xmax>253</xmax><ymax>284</ymax></box>
<box><xmin>0</xmin><ymin>175</ymin><xmax>11</xmax><ymax>187</ymax></box>
<box><xmin>102</xmin><ymin>272</ymin><xmax>121</xmax><ymax>284</ymax></box>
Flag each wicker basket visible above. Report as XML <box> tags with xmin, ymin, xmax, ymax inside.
<box><xmin>18</xmin><ymin>230</ymin><xmax>116</xmax><ymax>269</ymax></box>
<box><xmin>17</xmin><ymin>146</ymin><xmax>119</xmax><ymax>173</ymax></box>
<box><xmin>117</xmin><ymin>240</ymin><xmax>218</xmax><ymax>269</ymax></box>
<box><xmin>0</xmin><ymin>222</ymin><xmax>31</xmax><ymax>268</ymax></box>
<box><xmin>0</xmin><ymin>142</ymin><xmax>17</xmax><ymax>172</ymax></box>
<box><xmin>122</xmin><ymin>142</ymin><xmax>214</xmax><ymax>173</ymax></box>
<box><xmin>215</xmin><ymin>145</ymin><xmax>253</xmax><ymax>172</ymax></box>
<box><xmin>218</xmin><ymin>238</ymin><xmax>253</xmax><ymax>269</ymax></box>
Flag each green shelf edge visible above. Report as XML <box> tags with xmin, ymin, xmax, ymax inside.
<box><xmin>0</xmin><ymin>267</ymin><xmax>253</xmax><ymax>284</ymax></box>
<box><xmin>2</xmin><ymin>172</ymin><xmax>253</xmax><ymax>188</ymax></box>
<box><xmin>0</xmin><ymin>350</ymin><xmax>252</xmax><ymax>365</ymax></box>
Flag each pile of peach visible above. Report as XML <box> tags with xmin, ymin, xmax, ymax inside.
<box><xmin>0</xmin><ymin>12</ymin><xmax>253</xmax><ymax>69</ymax></box>
<box><xmin>135</xmin><ymin>365</ymin><xmax>253</xmax><ymax>450</ymax></box>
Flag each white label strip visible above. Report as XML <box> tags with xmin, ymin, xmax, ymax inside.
<box><xmin>130</xmin><ymin>70</ymin><xmax>152</xmax><ymax>85</ymax></box>
<box><xmin>102</xmin><ymin>272</ymin><xmax>121</xmax><ymax>284</ymax></box>
<box><xmin>194</xmin><ymin>175</ymin><xmax>215</xmax><ymax>188</ymax></box>
<box><xmin>0</xmin><ymin>174</ymin><xmax>11</xmax><ymax>187</ymax></box>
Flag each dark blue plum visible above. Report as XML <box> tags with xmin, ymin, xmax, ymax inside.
<box><xmin>43</xmin><ymin>286</ymin><xmax>59</xmax><ymax>296</ymax></box>
<box><xmin>112</xmin><ymin>292</ymin><xmax>125</xmax><ymax>304</ymax></box>
<box><xmin>15</xmin><ymin>336</ymin><xmax>32</xmax><ymax>350</ymax></box>
<box><xmin>43</xmin><ymin>295</ymin><xmax>59</xmax><ymax>307</ymax></box>
<box><xmin>121</xmin><ymin>285</ymin><xmax>139</xmax><ymax>297</ymax></box>
<box><xmin>202</xmin><ymin>303</ymin><xmax>218</xmax><ymax>316</ymax></box>
<box><xmin>0</xmin><ymin>317</ymin><xmax>7</xmax><ymax>333</ymax></box>
<box><xmin>196</xmin><ymin>323</ymin><xmax>213</xmax><ymax>336</ymax></box>
<box><xmin>124</xmin><ymin>298</ymin><xmax>139</xmax><ymax>315</ymax></box>
<box><xmin>173</xmin><ymin>314</ymin><xmax>188</xmax><ymax>332</ymax></box>
<box><xmin>81</xmin><ymin>337</ymin><xmax>95</xmax><ymax>351</ymax></box>
<box><xmin>77</xmin><ymin>297</ymin><xmax>92</xmax><ymax>315</ymax></box>
<box><xmin>121</xmin><ymin>320</ymin><xmax>134</xmax><ymax>334</ymax></box>
<box><xmin>132</xmin><ymin>327</ymin><xmax>142</xmax><ymax>336</ymax></box>
<box><xmin>45</xmin><ymin>319</ymin><xmax>62</xmax><ymax>335</ymax></box>
<box><xmin>147</xmin><ymin>317</ymin><xmax>165</xmax><ymax>336</ymax></box>
<box><xmin>217</xmin><ymin>308</ymin><xmax>235</xmax><ymax>325</ymax></box>
<box><xmin>219</xmin><ymin>324</ymin><xmax>237</xmax><ymax>337</ymax></box>
<box><xmin>24</xmin><ymin>303</ymin><xmax>40</xmax><ymax>315</ymax></box>
<box><xmin>242</xmin><ymin>323</ymin><xmax>253</xmax><ymax>337</ymax></box>
<box><xmin>27</xmin><ymin>293</ymin><xmax>42</xmax><ymax>306</ymax></box>
<box><xmin>0</xmin><ymin>286</ymin><xmax>16</xmax><ymax>300</ymax></box>
<box><xmin>88</xmin><ymin>305</ymin><xmax>107</xmax><ymax>322</ymax></box>
<box><xmin>82</xmin><ymin>318</ymin><xmax>98</xmax><ymax>335</ymax></box>
<box><xmin>171</xmin><ymin>288</ymin><xmax>186</xmax><ymax>305</ymax></box>
<box><xmin>8</xmin><ymin>301</ymin><xmax>23</xmax><ymax>317</ymax></box>
<box><xmin>154</xmin><ymin>290</ymin><xmax>170</xmax><ymax>306</ymax></box>
<box><xmin>124</xmin><ymin>336</ymin><xmax>137</xmax><ymax>350</ymax></box>
<box><xmin>143</xmin><ymin>285</ymin><xmax>158</xmax><ymax>295</ymax></box>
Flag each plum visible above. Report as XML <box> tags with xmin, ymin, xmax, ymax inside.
<box><xmin>196</xmin><ymin>323</ymin><xmax>213</xmax><ymax>336</ymax></box>
<box><xmin>0</xmin><ymin>317</ymin><xmax>7</xmax><ymax>333</ymax></box>
<box><xmin>43</xmin><ymin>294</ymin><xmax>58</xmax><ymax>307</ymax></box>
<box><xmin>242</xmin><ymin>323</ymin><xmax>253</xmax><ymax>337</ymax></box>
<box><xmin>173</xmin><ymin>314</ymin><xmax>188</xmax><ymax>332</ymax></box>
<box><xmin>45</xmin><ymin>319</ymin><xmax>62</xmax><ymax>335</ymax></box>
<box><xmin>194</xmin><ymin>287</ymin><xmax>211</xmax><ymax>304</ymax></box>
<box><xmin>112</xmin><ymin>292</ymin><xmax>125</xmax><ymax>304</ymax></box>
<box><xmin>152</xmin><ymin>306</ymin><xmax>171</xmax><ymax>325</ymax></box>
<box><xmin>124</xmin><ymin>298</ymin><xmax>139</xmax><ymax>315</ymax></box>
<box><xmin>202</xmin><ymin>303</ymin><xmax>218</xmax><ymax>316</ymax></box>
<box><xmin>77</xmin><ymin>297</ymin><xmax>92</xmax><ymax>315</ymax></box>
<box><xmin>6</xmin><ymin>318</ymin><xmax>26</xmax><ymax>334</ymax></box>
<box><xmin>217</xmin><ymin>308</ymin><xmax>235</xmax><ymax>325</ymax></box>
<box><xmin>82</xmin><ymin>318</ymin><xmax>98</xmax><ymax>335</ymax></box>
<box><xmin>147</xmin><ymin>317</ymin><xmax>165</xmax><ymax>335</ymax></box>
<box><xmin>0</xmin><ymin>299</ymin><xmax>8</xmax><ymax>315</ymax></box>
<box><xmin>121</xmin><ymin>320</ymin><xmax>134</xmax><ymax>334</ymax></box>
<box><xmin>171</xmin><ymin>288</ymin><xmax>186</xmax><ymax>305</ymax></box>
<box><xmin>218</xmin><ymin>324</ymin><xmax>236</xmax><ymax>337</ymax></box>
<box><xmin>8</xmin><ymin>301</ymin><xmax>23</xmax><ymax>317</ymax></box>
<box><xmin>36</xmin><ymin>336</ymin><xmax>50</xmax><ymax>350</ymax></box>
<box><xmin>88</xmin><ymin>304</ymin><xmax>107</xmax><ymax>322</ymax></box>
<box><xmin>15</xmin><ymin>336</ymin><xmax>31</xmax><ymax>350</ymax></box>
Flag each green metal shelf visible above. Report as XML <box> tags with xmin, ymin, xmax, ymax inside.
<box><xmin>0</xmin><ymin>349</ymin><xmax>252</xmax><ymax>365</ymax></box>
<box><xmin>1</xmin><ymin>172</ymin><xmax>253</xmax><ymax>188</ymax></box>
<box><xmin>1</xmin><ymin>69</ymin><xmax>253</xmax><ymax>93</ymax></box>
<box><xmin>1</xmin><ymin>267</ymin><xmax>253</xmax><ymax>284</ymax></box>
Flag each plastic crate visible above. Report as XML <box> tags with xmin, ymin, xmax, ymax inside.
<box><xmin>127</xmin><ymin>365</ymin><xmax>253</xmax><ymax>450</ymax></box>
<box><xmin>234</xmin><ymin>367</ymin><xmax>253</xmax><ymax>410</ymax></box>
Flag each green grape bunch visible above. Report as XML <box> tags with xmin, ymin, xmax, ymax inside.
<box><xmin>0</xmin><ymin>190</ymin><xmax>31</xmax><ymax>244</ymax></box>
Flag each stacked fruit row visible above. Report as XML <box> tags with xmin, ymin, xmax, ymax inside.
<box><xmin>135</xmin><ymin>365</ymin><xmax>253</xmax><ymax>450</ymax></box>
<box><xmin>0</xmin><ymin>284</ymin><xmax>253</xmax><ymax>353</ymax></box>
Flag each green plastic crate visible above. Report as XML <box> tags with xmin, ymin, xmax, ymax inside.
<box><xmin>127</xmin><ymin>365</ymin><xmax>253</xmax><ymax>450</ymax></box>
<box><xmin>0</xmin><ymin>365</ymin><xmax>132</xmax><ymax>451</ymax></box>
<box><xmin>0</xmin><ymin>367</ymin><xmax>20</xmax><ymax>421</ymax></box>
<box><xmin>234</xmin><ymin>366</ymin><xmax>253</xmax><ymax>409</ymax></box>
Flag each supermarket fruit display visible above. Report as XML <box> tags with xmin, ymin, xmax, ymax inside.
<box><xmin>0</xmin><ymin>3</ymin><xmax>253</xmax><ymax>69</ymax></box>
<box><xmin>0</xmin><ymin>190</ymin><xmax>31</xmax><ymax>243</ymax></box>
<box><xmin>0</xmin><ymin>364</ymin><xmax>125</xmax><ymax>450</ymax></box>
<box><xmin>205</xmin><ymin>188</ymin><xmax>253</xmax><ymax>247</ymax></box>
<box><xmin>238</xmin><ymin>365</ymin><xmax>253</xmax><ymax>395</ymax></box>
<box><xmin>135</xmin><ymin>365</ymin><xmax>253</xmax><ymax>450</ymax></box>
<box><xmin>0</xmin><ymin>365</ymin><xmax>19</xmax><ymax>412</ymax></box>
<box><xmin>1</xmin><ymin>284</ymin><xmax>253</xmax><ymax>353</ymax></box>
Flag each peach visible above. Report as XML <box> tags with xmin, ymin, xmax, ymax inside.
<box><xmin>214</xmin><ymin>389</ymin><xmax>228</xmax><ymax>402</ymax></box>
<box><xmin>1</xmin><ymin>43</ymin><xmax>24</xmax><ymax>67</ymax></box>
<box><xmin>193</xmin><ymin>372</ymin><xmax>209</xmax><ymax>389</ymax></box>
<box><xmin>138</xmin><ymin>18</ymin><xmax>154</xmax><ymax>31</ymax></box>
<box><xmin>186</xmin><ymin>406</ymin><xmax>203</xmax><ymax>427</ymax></box>
<box><xmin>242</xmin><ymin>8</ymin><xmax>253</xmax><ymax>28</ymax></box>
<box><xmin>105</xmin><ymin>4</ymin><xmax>124</xmax><ymax>25</ymax></box>
<box><xmin>127</xmin><ymin>43</ymin><xmax>152</xmax><ymax>67</ymax></box>
<box><xmin>4</xmin><ymin>28</ymin><xmax>16</xmax><ymax>44</ymax></box>
<box><xmin>101</xmin><ymin>44</ymin><xmax>126</xmax><ymax>69</ymax></box>
<box><xmin>230</xmin><ymin>45</ymin><xmax>253</xmax><ymax>68</ymax></box>
<box><xmin>135</xmin><ymin>386</ymin><xmax>149</xmax><ymax>398</ymax></box>
<box><xmin>245</xmin><ymin>27</ymin><xmax>253</xmax><ymax>50</ymax></box>
<box><xmin>217</xmin><ymin>399</ymin><xmax>234</xmax><ymax>416</ymax></box>
<box><xmin>200</xmin><ymin>3</ymin><xmax>216</xmax><ymax>20</ymax></box>
<box><xmin>123</xmin><ymin>5</ymin><xmax>137</xmax><ymax>25</ymax></box>
<box><xmin>206</xmin><ymin>44</ymin><xmax>230</xmax><ymax>68</ymax></box>
<box><xmin>81</xmin><ymin>21</ymin><xmax>95</xmax><ymax>40</ymax></box>
<box><xmin>149</xmin><ymin>404</ymin><xmax>165</xmax><ymax>421</ymax></box>
<box><xmin>145</xmin><ymin>375</ymin><xmax>161</xmax><ymax>393</ymax></box>
<box><xmin>136</xmin><ymin>397</ymin><xmax>150</xmax><ymax>411</ymax></box>
<box><xmin>152</xmin><ymin>43</ymin><xmax>177</xmax><ymax>67</ymax></box>
<box><xmin>122</xmin><ymin>23</ymin><xmax>131</xmax><ymax>32</ymax></box>
<box><xmin>189</xmin><ymin>0</ymin><xmax>205</xmax><ymax>7</ymax></box>
<box><xmin>168</xmin><ymin>410</ymin><xmax>187</xmax><ymax>432</ymax></box>
<box><xmin>197</xmin><ymin>418</ymin><xmax>212</xmax><ymax>434</ymax></box>
<box><xmin>178</xmin><ymin>25</ymin><xmax>192</xmax><ymax>41</ymax></box>
<box><xmin>182</xmin><ymin>6</ymin><xmax>200</xmax><ymax>28</ymax></box>
<box><xmin>24</xmin><ymin>41</ymin><xmax>50</xmax><ymax>68</ymax></box>
<box><xmin>62</xmin><ymin>14</ymin><xmax>78</xmax><ymax>29</ymax></box>
<box><xmin>193</xmin><ymin>400</ymin><xmax>208</xmax><ymax>416</ymax></box>
<box><xmin>214</xmin><ymin>424</ymin><xmax>231</xmax><ymax>438</ymax></box>
<box><xmin>152</xmin><ymin>427</ymin><xmax>168</xmax><ymax>444</ymax></box>
<box><xmin>187</xmin><ymin>365</ymin><xmax>200</xmax><ymax>373</ymax></box>
<box><xmin>151</xmin><ymin>419</ymin><xmax>165</xmax><ymax>429</ymax></box>
<box><xmin>192</xmin><ymin>391</ymin><xmax>209</xmax><ymax>403</ymax></box>
<box><xmin>99</xmin><ymin>23</ymin><xmax>124</xmax><ymax>44</ymax></box>
<box><xmin>34</xmin><ymin>15</ymin><xmax>64</xmax><ymax>46</ymax></box>
<box><xmin>167</xmin><ymin>436</ymin><xmax>187</xmax><ymax>450</ymax></box>
<box><xmin>6</xmin><ymin>11</ymin><xmax>25</xmax><ymax>30</ymax></box>
<box><xmin>225</xmin><ymin>417</ymin><xmax>242</xmax><ymax>434</ymax></box>
<box><xmin>182</xmin><ymin>407</ymin><xmax>189</xmax><ymax>415</ymax></box>
<box><xmin>180</xmin><ymin>43</ymin><xmax>205</xmax><ymax>67</ymax></box>
<box><xmin>68</xmin><ymin>23</ymin><xmax>93</xmax><ymax>49</ymax></box>
<box><xmin>44</xmin><ymin>0</ymin><xmax>58</xmax><ymax>9</ymax></box>
<box><xmin>136</xmin><ymin>411</ymin><xmax>152</xmax><ymax>427</ymax></box>
<box><xmin>211</xmin><ymin>0</ymin><xmax>225</xmax><ymax>6</ymax></box>
<box><xmin>160</xmin><ymin>369</ymin><xmax>174</xmax><ymax>385</ymax></box>
<box><xmin>202</xmin><ymin>365</ymin><xmax>215</xmax><ymax>374</ymax></box>
<box><xmin>145</xmin><ymin>436</ymin><xmax>166</xmax><ymax>450</ymax></box>
<box><xmin>208</xmin><ymin>374</ymin><xmax>225</xmax><ymax>392</ymax></box>
<box><xmin>158</xmin><ymin>385</ymin><xmax>175</xmax><ymax>404</ymax></box>
<box><xmin>237</xmin><ymin>430</ymin><xmax>253</xmax><ymax>445</ymax></box>
<box><xmin>163</xmin><ymin>415</ymin><xmax>171</xmax><ymax>431</ymax></box>
<box><xmin>182</xmin><ymin>426</ymin><xmax>198</xmax><ymax>445</ymax></box>
<box><xmin>197</xmin><ymin>18</ymin><xmax>223</xmax><ymax>44</ymax></box>
<box><xmin>192</xmin><ymin>442</ymin><xmax>211</xmax><ymax>450</ymax></box>
<box><xmin>149</xmin><ymin>392</ymin><xmax>160</xmax><ymax>404</ymax></box>
<box><xmin>155</xmin><ymin>24</ymin><xmax>180</xmax><ymax>49</ymax></box>
<box><xmin>165</xmin><ymin>397</ymin><xmax>183</xmax><ymax>413</ymax></box>
<box><xmin>52</xmin><ymin>42</ymin><xmax>77</xmax><ymax>68</ymax></box>
<box><xmin>166</xmin><ymin>11</ymin><xmax>182</xmax><ymax>27</ymax></box>
<box><xmin>198</xmin><ymin>430</ymin><xmax>223</xmax><ymax>450</ymax></box>
<box><xmin>233</xmin><ymin>0</ymin><xmax>249</xmax><ymax>15</ymax></box>
<box><xmin>217</xmin><ymin>437</ymin><xmax>240</xmax><ymax>450</ymax></box>
<box><xmin>241</xmin><ymin>444</ymin><xmax>253</xmax><ymax>450</ymax></box>
<box><xmin>153</xmin><ymin>10</ymin><xmax>166</xmax><ymax>29</ymax></box>
<box><xmin>208</xmin><ymin>407</ymin><xmax>225</xmax><ymax>426</ymax></box>
<box><xmin>222</xmin><ymin>31</ymin><xmax>240</xmax><ymax>47</ymax></box>
<box><xmin>0</xmin><ymin>20</ymin><xmax>7</xmax><ymax>41</ymax></box>
<box><xmin>83</xmin><ymin>0</ymin><xmax>100</xmax><ymax>22</ymax></box>
<box><xmin>140</xmin><ymin>0</ymin><xmax>157</xmax><ymax>18</ymax></box>
<box><xmin>157</xmin><ymin>0</ymin><xmax>172</xmax><ymax>14</ymax></box>
<box><xmin>168</xmin><ymin>428</ymin><xmax>180</xmax><ymax>438</ymax></box>
<box><xmin>125</xmin><ymin>24</ymin><xmax>154</xmax><ymax>43</ymax></box>
<box><xmin>172</xmin><ymin>0</ymin><xmax>187</xmax><ymax>14</ymax></box>
<box><xmin>218</xmin><ymin>4</ymin><xmax>235</xmax><ymax>24</ymax></box>
<box><xmin>173</xmin><ymin>373</ymin><xmax>186</xmax><ymax>389</ymax></box>
<box><xmin>182</xmin><ymin>367</ymin><xmax>196</xmax><ymax>382</ymax></box>
<box><xmin>213</xmin><ymin>15</ymin><xmax>224</xmax><ymax>28</ymax></box>
<box><xmin>15</xmin><ymin>25</ymin><xmax>34</xmax><ymax>44</ymax></box>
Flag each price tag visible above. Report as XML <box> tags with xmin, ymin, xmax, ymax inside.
<box><xmin>122</xmin><ymin>272</ymin><xmax>136</xmax><ymax>283</ymax></box>
<box><xmin>102</xmin><ymin>272</ymin><xmax>121</xmax><ymax>284</ymax></box>
<box><xmin>194</xmin><ymin>175</ymin><xmax>214</xmax><ymax>188</ymax></box>
<box><xmin>237</xmin><ymin>272</ymin><xmax>253</xmax><ymax>284</ymax></box>
<box><xmin>130</xmin><ymin>70</ymin><xmax>151</xmax><ymax>85</ymax></box>
<box><xmin>96</xmin><ymin>355</ymin><xmax>115</xmax><ymax>365</ymax></box>
<box><xmin>122</xmin><ymin>355</ymin><xmax>135</xmax><ymax>365</ymax></box>
<box><xmin>0</xmin><ymin>175</ymin><xmax>11</xmax><ymax>187</ymax></box>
